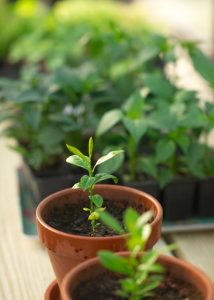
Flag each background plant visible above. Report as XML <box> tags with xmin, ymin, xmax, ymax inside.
<box><xmin>66</xmin><ymin>137</ymin><xmax>123</xmax><ymax>234</ymax></box>
<box><xmin>8</xmin><ymin>0</ymin><xmax>154</xmax><ymax>70</ymax></box>
<box><xmin>99</xmin><ymin>208</ymin><xmax>175</xmax><ymax>299</ymax></box>
<box><xmin>139</xmin><ymin>85</ymin><xmax>212</xmax><ymax>188</ymax></box>
<box><xmin>1</xmin><ymin>0</ymin><xmax>213</xmax><ymax>185</ymax></box>
<box><xmin>0</xmin><ymin>0</ymin><xmax>47</xmax><ymax>62</ymax></box>
<box><xmin>97</xmin><ymin>91</ymin><xmax>148</xmax><ymax>181</ymax></box>
<box><xmin>0</xmin><ymin>24</ymin><xmax>183</xmax><ymax>174</ymax></box>
<box><xmin>0</xmin><ymin>65</ymin><xmax>110</xmax><ymax>171</ymax></box>
<box><xmin>7</xmin><ymin>0</ymin><xmax>178</xmax><ymax>104</ymax></box>
<box><xmin>97</xmin><ymin>73</ymin><xmax>214</xmax><ymax>188</ymax></box>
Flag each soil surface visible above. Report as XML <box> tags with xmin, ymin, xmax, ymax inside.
<box><xmin>72</xmin><ymin>271</ymin><xmax>202</xmax><ymax>300</ymax></box>
<box><xmin>46</xmin><ymin>198</ymin><xmax>145</xmax><ymax>236</ymax></box>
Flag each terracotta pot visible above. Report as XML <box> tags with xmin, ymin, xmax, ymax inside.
<box><xmin>36</xmin><ymin>184</ymin><xmax>162</xmax><ymax>286</ymax></box>
<box><xmin>61</xmin><ymin>252</ymin><xmax>214</xmax><ymax>300</ymax></box>
<box><xmin>45</xmin><ymin>280</ymin><xmax>61</xmax><ymax>300</ymax></box>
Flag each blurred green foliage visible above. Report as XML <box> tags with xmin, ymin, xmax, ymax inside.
<box><xmin>0</xmin><ymin>0</ymin><xmax>213</xmax><ymax>186</ymax></box>
<box><xmin>0</xmin><ymin>0</ymin><xmax>47</xmax><ymax>60</ymax></box>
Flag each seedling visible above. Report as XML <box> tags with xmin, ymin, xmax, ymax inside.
<box><xmin>66</xmin><ymin>137</ymin><xmax>123</xmax><ymax>235</ymax></box>
<box><xmin>99</xmin><ymin>208</ymin><xmax>176</xmax><ymax>299</ymax></box>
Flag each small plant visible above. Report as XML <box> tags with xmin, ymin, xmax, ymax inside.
<box><xmin>0</xmin><ymin>65</ymin><xmax>105</xmax><ymax>171</ymax></box>
<box><xmin>99</xmin><ymin>208</ymin><xmax>175</xmax><ymax>299</ymax></box>
<box><xmin>66</xmin><ymin>137</ymin><xmax>123</xmax><ymax>234</ymax></box>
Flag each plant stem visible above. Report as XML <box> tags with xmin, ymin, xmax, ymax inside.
<box><xmin>129</xmin><ymin>137</ymin><xmax>137</xmax><ymax>181</ymax></box>
<box><xmin>89</xmin><ymin>186</ymin><xmax>96</xmax><ymax>235</ymax></box>
<box><xmin>89</xmin><ymin>163</ymin><xmax>96</xmax><ymax>235</ymax></box>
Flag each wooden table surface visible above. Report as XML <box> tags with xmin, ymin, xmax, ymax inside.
<box><xmin>0</xmin><ymin>136</ymin><xmax>214</xmax><ymax>300</ymax></box>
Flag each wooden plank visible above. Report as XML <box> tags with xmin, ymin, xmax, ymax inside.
<box><xmin>166</xmin><ymin>232</ymin><xmax>214</xmax><ymax>280</ymax></box>
<box><xmin>0</xmin><ymin>138</ymin><xmax>54</xmax><ymax>300</ymax></box>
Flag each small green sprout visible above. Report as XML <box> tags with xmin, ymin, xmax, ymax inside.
<box><xmin>99</xmin><ymin>208</ymin><xmax>176</xmax><ymax>299</ymax></box>
<box><xmin>66</xmin><ymin>137</ymin><xmax>124</xmax><ymax>235</ymax></box>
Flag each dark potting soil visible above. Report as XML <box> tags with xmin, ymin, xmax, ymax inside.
<box><xmin>46</xmin><ymin>198</ymin><xmax>145</xmax><ymax>237</ymax></box>
<box><xmin>72</xmin><ymin>271</ymin><xmax>202</xmax><ymax>300</ymax></box>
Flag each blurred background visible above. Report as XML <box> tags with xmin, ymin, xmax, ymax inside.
<box><xmin>0</xmin><ymin>0</ymin><xmax>214</xmax><ymax>218</ymax></box>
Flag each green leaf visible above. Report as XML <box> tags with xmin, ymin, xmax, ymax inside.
<box><xmin>141</xmin><ymin>224</ymin><xmax>152</xmax><ymax>241</ymax></box>
<box><xmin>94</xmin><ymin>150</ymin><xmax>124</xmax><ymax>168</ymax></box>
<box><xmin>15</xmin><ymin>90</ymin><xmax>42</xmax><ymax>103</ymax></box>
<box><xmin>127</xmin><ymin>236</ymin><xmax>144</xmax><ymax>253</ymax></box>
<box><xmin>95</xmin><ymin>173</ymin><xmax>118</xmax><ymax>184</ymax></box>
<box><xmin>187</xmin><ymin>163</ymin><xmax>205</xmax><ymax>178</ymax></box>
<box><xmin>109</xmin><ymin>58</ymin><xmax>133</xmax><ymax>79</ymax></box>
<box><xmin>99</xmin><ymin>251</ymin><xmax>130</xmax><ymax>275</ymax></box>
<box><xmin>180</xmin><ymin>108</ymin><xmax>206</xmax><ymax>128</ymax></box>
<box><xmin>80</xmin><ymin>175</ymin><xmax>96</xmax><ymax>191</ymax></box>
<box><xmin>37</xmin><ymin>126</ymin><xmax>64</xmax><ymax>148</ymax></box>
<box><xmin>23</xmin><ymin>105</ymin><xmax>41</xmax><ymax>130</ymax></box>
<box><xmin>88</xmin><ymin>211</ymin><xmax>99</xmax><ymax>221</ymax></box>
<box><xmin>120</xmin><ymin>278</ymin><xmax>136</xmax><ymax>293</ymax></box>
<box><xmin>140</xmin><ymin>263</ymin><xmax>165</xmax><ymax>273</ymax></box>
<box><xmin>136</xmin><ymin>47</ymin><xmax>159</xmax><ymax>65</ymax></box>
<box><xmin>139</xmin><ymin>280</ymin><xmax>162</xmax><ymax>295</ymax></box>
<box><xmin>98</xmin><ymin>147</ymin><xmax>124</xmax><ymax>174</ymax></box>
<box><xmin>185</xmin><ymin>143</ymin><xmax>205</xmax><ymax>178</ymax></box>
<box><xmin>155</xmin><ymin>113</ymin><xmax>175</xmax><ymax>130</ymax></box>
<box><xmin>176</xmin><ymin>135</ymin><xmax>190</xmax><ymax>154</ymax></box>
<box><xmin>88</xmin><ymin>137</ymin><xmax>93</xmax><ymax>158</ymax></box>
<box><xmin>143</xmin><ymin>72</ymin><xmax>175</xmax><ymax>99</ymax></box>
<box><xmin>141</xmin><ymin>157</ymin><xmax>157</xmax><ymax>178</ymax></box>
<box><xmin>135</xmin><ymin>272</ymin><xmax>148</xmax><ymax>286</ymax></box>
<box><xmin>122</xmin><ymin>117</ymin><xmax>147</xmax><ymax>145</ymax></box>
<box><xmin>66</xmin><ymin>155</ymin><xmax>90</xmax><ymax>171</ymax></box>
<box><xmin>124</xmin><ymin>208</ymin><xmax>140</xmax><ymax>233</ymax></box>
<box><xmin>90</xmin><ymin>194</ymin><xmax>103</xmax><ymax>208</ymax></box>
<box><xmin>72</xmin><ymin>182</ymin><xmax>81</xmax><ymax>189</ymax></box>
<box><xmin>137</xmin><ymin>211</ymin><xmax>153</xmax><ymax>228</ymax></box>
<box><xmin>83</xmin><ymin>207</ymin><xmax>90</xmax><ymax>211</ymax></box>
<box><xmin>96</xmin><ymin>109</ymin><xmax>122</xmax><ymax>136</ymax></box>
<box><xmin>155</xmin><ymin>140</ymin><xmax>176</xmax><ymax>163</ymax></box>
<box><xmin>96</xmin><ymin>207</ymin><xmax>106</xmax><ymax>213</ymax></box>
<box><xmin>141</xmin><ymin>251</ymin><xmax>159</xmax><ymax>267</ymax></box>
<box><xmin>157</xmin><ymin>169</ymin><xmax>174</xmax><ymax>189</ymax></box>
<box><xmin>188</xmin><ymin>47</ymin><xmax>214</xmax><ymax>89</ymax></box>
<box><xmin>187</xmin><ymin>143</ymin><xmax>205</xmax><ymax>164</ymax></box>
<box><xmin>122</xmin><ymin>91</ymin><xmax>144</xmax><ymax>118</ymax></box>
<box><xmin>99</xmin><ymin>211</ymin><xmax>124</xmax><ymax>234</ymax></box>
<box><xmin>157</xmin><ymin>243</ymin><xmax>177</xmax><ymax>255</ymax></box>
<box><xmin>175</xmin><ymin>90</ymin><xmax>198</xmax><ymax>104</ymax></box>
<box><xmin>148</xmin><ymin>109</ymin><xmax>178</xmax><ymax>131</ymax></box>
<box><xmin>66</xmin><ymin>144</ymin><xmax>89</xmax><ymax>163</ymax></box>
<box><xmin>27</xmin><ymin>148</ymin><xmax>43</xmax><ymax>170</ymax></box>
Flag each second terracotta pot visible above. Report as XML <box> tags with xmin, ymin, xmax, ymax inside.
<box><xmin>36</xmin><ymin>184</ymin><xmax>162</xmax><ymax>285</ymax></box>
<box><xmin>61</xmin><ymin>252</ymin><xmax>214</xmax><ymax>300</ymax></box>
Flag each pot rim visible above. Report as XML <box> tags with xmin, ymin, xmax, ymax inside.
<box><xmin>36</xmin><ymin>184</ymin><xmax>162</xmax><ymax>241</ymax></box>
<box><xmin>61</xmin><ymin>252</ymin><xmax>214</xmax><ymax>300</ymax></box>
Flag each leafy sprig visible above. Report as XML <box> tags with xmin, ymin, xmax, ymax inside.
<box><xmin>66</xmin><ymin>137</ymin><xmax>123</xmax><ymax>234</ymax></box>
<box><xmin>99</xmin><ymin>208</ymin><xmax>176</xmax><ymax>299</ymax></box>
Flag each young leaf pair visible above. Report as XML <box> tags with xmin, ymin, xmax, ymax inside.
<box><xmin>66</xmin><ymin>137</ymin><xmax>123</xmax><ymax>234</ymax></box>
